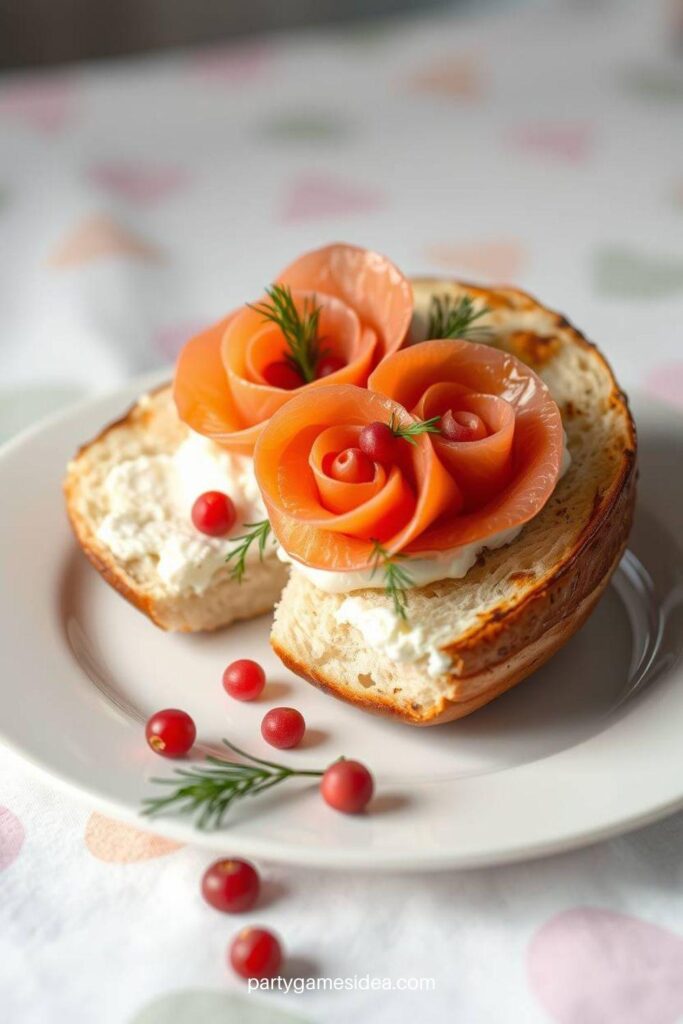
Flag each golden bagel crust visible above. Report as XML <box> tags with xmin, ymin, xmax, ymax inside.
<box><xmin>269</xmin><ymin>279</ymin><xmax>637</xmax><ymax>725</ymax></box>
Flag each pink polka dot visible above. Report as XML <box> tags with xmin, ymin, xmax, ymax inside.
<box><xmin>280</xmin><ymin>173</ymin><xmax>384</xmax><ymax>222</ymax></box>
<box><xmin>191</xmin><ymin>43</ymin><xmax>270</xmax><ymax>84</ymax></box>
<box><xmin>510</xmin><ymin>122</ymin><xmax>594</xmax><ymax>162</ymax></box>
<box><xmin>528</xmin><ymin>907</ymin><xmax>683</xmax><ymax>1024</ymax></box>
<box><xmin>0</xmin><ymin>77</ymin><xmax>75</xmax><ymax>133</ymax></box>
<box><xmin>644</xmin><ymin>362</ymin><xmax>683</xmax><ymax>410</ymax></box>
<box><xmin>87</xmin><ymin>163</ymin><xmax>189</xmax><ymax>205</ymax></box>
<box><xmin>0</xmin><ymin>806</ymin><xmax>25</xmax><ymax>870</ymax></box>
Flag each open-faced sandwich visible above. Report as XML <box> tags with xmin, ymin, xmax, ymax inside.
<box><xmin>64</xmin><ymin>243</ymin><xmax>636</xmax><ymax>724</ymax></box>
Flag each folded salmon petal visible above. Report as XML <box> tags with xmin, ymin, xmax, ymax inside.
<box><xmin>173</xmin><ymin>315</ymin><xmax>245</xmax><ymax>439</ymax></box>
<box><xmin>174</xmin><ymin>281</ymin><xmax>381</xmax><ymax>454</ymax></box>
<box><xmin>369</xmin><ymin>339</ymin><xmax>564</xmax><ymax>551</ymax></box>
<box><xmin>277</xmin><ymin>243</ymin><xmax>413</xmax><ymax>361</ymax></box>
<box><xmin>309</xmin><ymin>425</ymin><xmax>387</xmax><ymax>515</ymax></box>
<box><xmin>254</xmin><ymin>384</ymin><xmax>460</xmax><ymax>570</ymax></box>
<box><xmin>416</xmin><ymin>384</ymin><xmax>516</xmax><ymax>509</ymax></box>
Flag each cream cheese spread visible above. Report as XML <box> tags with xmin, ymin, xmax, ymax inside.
<box><xmin>302</xmin><ymin>434</ymin><xmax>572</xmax><ymax>677</ymax></box>
<box><xmin>96</xmin><ymin>429</ymin><xmax>271</xmax><ymax>595</ymax></box>
<box><xmin>334</xmin><ymin>599</ymin><xmax>454</xmax><ymax>678</ymax></box>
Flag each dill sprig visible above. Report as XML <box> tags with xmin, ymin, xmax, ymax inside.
<box><xmin>141</xmin><ymin>740</ymin><xmax>327</xmax><ymax>830</ymax></box>
<box><xmin>225</xmin><ymin>519</ymin><xmax>272</xmax><ymax>583</ymax></box>
<box><xmin>427</xmin><ymin>294</ymin><xmax>491</xmax><ymax>341</ymax></box>
<box><xmin>370</xmin><ymin>540</ymin><xmax>414</xmax><ymax>621</ymax></box>
<box><xmin>249</xmin><ymin>283</ymin><xmax>323</xmax><ymax>383</ymax></box>
<box><xmin>389</xmin><ymin>412</ymin><xmax>442</xmax><ymax>446</ymax></box>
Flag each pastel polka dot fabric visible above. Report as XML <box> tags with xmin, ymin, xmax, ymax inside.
<box><xmin>1</xmin><ymin>1</ymin><xmax>683</xmax><ymax>1022</ymax></box>
<box><xmin>84</xmin><ymin>813</ymin><xmax>183</xmax><ymax>863</ymax></box>
<box><xmin>0</xmin><ymin>806</ymin><xmax>25</xmax><ymax>871</ymax></box>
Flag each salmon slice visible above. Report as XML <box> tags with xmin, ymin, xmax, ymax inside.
<box><xmin>414</xmin><ymin>384</ymin><xmax>516</xmax><ymax>508</ymax></box>
<box><xmin>253</xmin><ymin>385</ymin><xmax>460</xmax><ymax>572</ymax></box>
<box><xmin>277</xmin><ymin>243</ymin><xmax>413</xmax><ymax>360</ymax></box>
<box><xmin>369</xmin><ymin>339</ymin><xmax>564</xmax><ymax>551</ymax></box>
<box><xmin>173</xmin><ymin>244</ymin><xmax>413</xmax><ymax>453</ymax></box>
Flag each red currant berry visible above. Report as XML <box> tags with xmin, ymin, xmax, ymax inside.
<box><xmin>440</xmin><ymin>409</ymin><xmax>487</xmax><ymax>442</ymax></box>
<box><xmin>223</xmin><ymin>659</ymin><xmax>266</xmax><ymax>702</ymax></box>
<box><xmin>191</xmin><ymin>491</ymin><xmax>236</xmax><ymax>537</ymax></box>
<box><xmin>263</xmin><ymin>360</ymin><xmax>303</xmax><ymax>390</ymax></box>
<box><xmin>358</xmin><ymin>421</ymin><xmax>396</xmax><ymax>464</ymax></box>
<box><xmin>321</xmin><ymin>759</ymin><xmax>374</xmax><ymax>813</ymax></box>
<box><xmin>145</xmin><ymin>709</ymin><xmax>196</xmax><ymax>758</ymax></box>
<box><xmin>329</xmin><ymin>447</ymin><xmax>375</xmax><ymax>483</ymax></box>
<box><xmin>261</xmin><ymin>707</ymin><xmax>306</xmax><ymax>749</ymax></box>
<box><xmin>229</xmin><ymin>927</ymin><xmax>283</xmax><ymax>980</ymax></box>
<box><xmin>202</xmin><ymin>858</ymin><xmax>260</xmax><ymax>913</ymax></box>
<box><xmin>316</xmin><ymin>354</ymin><xmax>345</xmax><ymax>378</ymax></box>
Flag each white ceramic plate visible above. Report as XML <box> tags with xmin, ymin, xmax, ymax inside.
<box><xmin>1</xmin><ymin>376</ymin><xmax>682</xmax><ymax>870</ymax></box>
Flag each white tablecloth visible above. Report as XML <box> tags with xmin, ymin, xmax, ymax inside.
<box><xmin>2</xmin><ymin>1</ymin><xmax>683</xmax><ymax>1021</ymax></box>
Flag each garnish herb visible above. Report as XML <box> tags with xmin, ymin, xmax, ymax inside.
<box><xmin>427</xmin><ymin>294</ymin><xmax>491</xmax><ymax>341</ymax></box>
<box><xmin>370</xmin><ymin>540</ymin><xmax>414</xmax><ymax>621</ymax></box>
<box><xmin>249</xmin><ymin>283</ymin><xmax>323</xmax><ymax>383</ymax></box>
<box><xmin>225</xmin><ymin>519</ymin><xmax>272</xmax><ymax>583</ymax></box>
<box><xmin>142</xmin><ymin>740</ymin><xmax>327</xmax><ymax>830</ymax></box>
<box><xmin>389</xmin><ymin>412</ymin><xmax>442</xmax><ymax>446</ymax></box>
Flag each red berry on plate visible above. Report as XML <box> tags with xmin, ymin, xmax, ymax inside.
<box><xmin>223</xmin><ymin>659</ymin><xmax>266</xmax><ymax>702</ymax></box>
<box><xmin>329</xmin><ymin>447</ymin><xmax>375</xmax><ymax>484</ymax></box>
<box><xmin>316</xmin><ymin>354</ymin><xmax>345</xmax><ymax>378</ymax></box>
<box><xmin>145</xmin><ymin>708</ymin><xmax>196</xmax><ymax>758</ymax></box>
<box><xmin>261</xmin><ymin>707</ymin><xmax>306</xmax><ymax>749</ymax></box>
<box><xmin>202</xmin><ymin>858</ymin><xmax>260</xmax><ymax>913</ymax></box>
<box><xmin>440</xmin><ymin>409</ymin><xmax>487</xmax><ymax>442</ymax></box>
<box><xmin>191</xmin><ymin>491</ymin><xmax>236</xmax><ymax>537</ymax></box>
<box><xmin>321</xmin><ymin>759</ymin><xmax>374</xmax><ymax>813</ymax></box>
<box><xmin>229</xmin><ymin>926</ymin><xmax>283</xmax><ymax>980</ymax></box>
<box><xmin>358</xmin><ymin>421</ymin><xmax>396</xmax><ymax>464</ymax></box>
<box><xmin>263</xmin><ymin>360</ymin><xmax>303</xmax><ymax>390</ymax></box>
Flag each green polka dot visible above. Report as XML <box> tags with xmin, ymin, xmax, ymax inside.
<box><xmin>131</xmin><ymin>990</ymin><xmax>313</xmax><ymax>1024</ymax></box>
<box><xmin>256</xmin><ymin>110</ymin><xmax>351</xmax><ymax>143</ymax></box>
<box><xmin>593</xmin><ymin>246</ymin><xmax>683</xmax><ymax>299</ymax></box>
<box><xmin>620</xmin><ymin>66</ymin><xmax>683</xmax><ymax>102</ymax></box>
<box><xmin>332</xmin><ymin>21</ymin><xmax>393</xmax><ymax>48</ymax></box>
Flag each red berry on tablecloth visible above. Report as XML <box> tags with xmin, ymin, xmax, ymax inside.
<box><xmin>321</xmin><ymin>759</ymin><xmax>374</xmax><ymax>813</ymax></box>
<box><xmin>261</xmin><ymin>707</ymin><xmax>306</xmax><ymax>749</ymax></box>
<box><xmin>223</xmin><ymin>659</ymin><xmax>266</xmax><ymax>701</ymax></box>
<box><xmin>229</xmin><ymin>926</ymin><xmax>283</xmax><ymax>980</ymax></box>
<box><xmin>145</xmin><ymin>709</ymin><xmax>196</xmax><ymax>758</ymax></box>
<box><xmin>202</xmin><ymin>858</ymin><xmax>260</xmax><ymax>913</ymax></box>
<box><xmin>191</xmin><ymin>491</ymin><xmax>236</xmax><ymax>536</ymax></box>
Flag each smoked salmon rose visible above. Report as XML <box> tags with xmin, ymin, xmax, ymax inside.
<box><xmin>253</xmin><ymin>385</ymin><xmax>460</xmax><ymax>572</ymax></box>
<box><xmin>254</xmin><ymin>340</ymin><xmax>564</xmax><ymax>572</ymax></box>
<box><xmin>173</xmin><ymin>243</ymin><xmax>413</xmax><ymax>455</ymax></box>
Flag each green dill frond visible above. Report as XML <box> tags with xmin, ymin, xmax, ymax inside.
<box><xmin>142</xmin><ymin>740</ymin><xmax>326</xmax><ymax>830</ymax></box>
<box><xmin>225</xmin><ymin>520</ymin><xmax>272</xmax><ymax>583</ymax></box>
<box><xmin>389</xmin><ymin>412</ymin><xmax>442</xmax><ymax>446</ymax></box>
<box><xmin>427</xmin><ymin>293</ymin><xmax>491</xmax><ymax>341</ymax></box>
<box><xmin>370</xmin><ymin>540</ymin><xmax>414</xmax><ymax>621</ymax></box>
<box><xmin>249</xmin><ymin>283</ymin><xmax>322</xmax><ymax>383</ymax></box>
